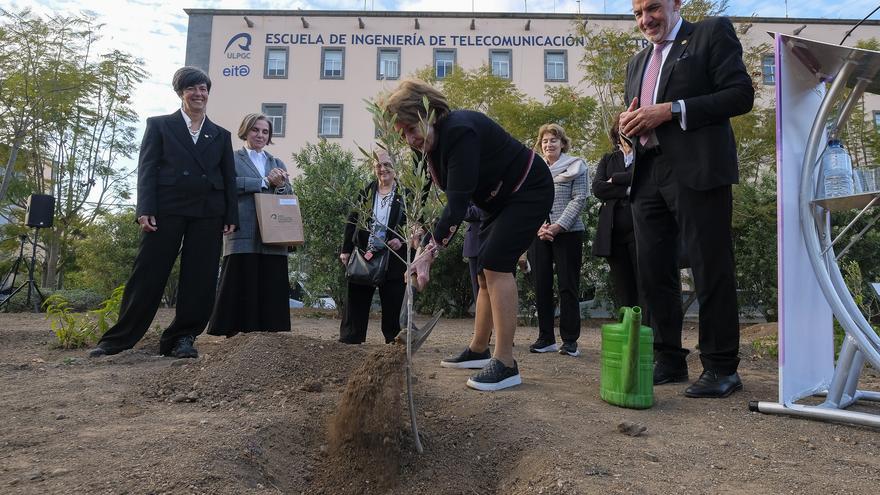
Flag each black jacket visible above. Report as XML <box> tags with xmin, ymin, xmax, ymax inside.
<box><xmin>624</xmin><ymin>17</ymin><xmax>754</xmax><ymax>190</ymax></box>
<box><xmin>592</xmin><ymin>150</ymin><xmax>633</xmax><ymax>257</ymax></box>
<box><xmin>342</xmin><ymin>181</ymin><xmax>409</xmax><ymax>281</ymax></box>
<box><xmin>136</xmin><ymin>110</ymin><xmax>238</xmax><ymax>225</ymax></box>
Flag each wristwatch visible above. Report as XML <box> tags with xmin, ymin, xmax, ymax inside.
<box><xmin>670</xmin><ymin>101</ymin><xmax>682</xmax><ymax>120</ymax></box>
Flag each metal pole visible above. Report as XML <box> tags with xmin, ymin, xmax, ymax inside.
<box><xmin>26</xmin><ymin>228</ymin><xmax>39</xmax><ymax>312</ymax></box>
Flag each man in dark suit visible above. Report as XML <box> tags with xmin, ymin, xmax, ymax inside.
<box><xmin>619</xmin><ymin>0</ymin><xmax>754</xmax><ymax>397</ymax></box>
<box><xmin>89</xmin><ymin>67</ymin><xmax>238</xmax><ymax>359</ymax></box>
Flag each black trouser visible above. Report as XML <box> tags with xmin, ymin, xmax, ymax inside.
<box><xmin>607</xmin><ymin>239</ymin><xmax>640</xmax><ymax>308</ymax></box>
<box><xmin>339</xmin><ymin>279</ymin><xmax>405</xmax><ymax>344</ymax></box>
<box><xmin>631</xmin><ymin>151</ymin><xmax>740</xmax><ymax>375</ymax></box>
<box><xmin>528</xmin><ymin>230</ymin><xmax>583</xmax><ymax>344</ymax></box>
<box><xmin>98</xmin><ymin>215</ymin><xmax>224</xmax><ymax>355</ymax></box>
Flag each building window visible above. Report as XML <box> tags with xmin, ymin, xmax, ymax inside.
<box><xmin>261</xmin><ymin>103</ymin><xmax>286</xmax><ymax>137</ymax></box>
<box><xmin>318</xmin><ymin>104</ymin><xmax>343</xmax><ymax>138</ymax></box>
<box><xmin>762</xmin><ymin>54</ymin><xmax>776</xmax><ymax>85</ymax></box>
<box><xmin>544</xmin><ymin>50</ymin><xmax>567</xmax><ymax>82</ymax></box>
<box><xmin>377</xmin><ymin>48</ymin><xmax>400</xmax><ymax>80</ymax></box>
<box><xmin>873</xmin><ymin>111</ymin><xmax>880</xmax><ymax>129</ymax></box>
<box><xmin>489</xmin><ymin>50</ymin><xmax>512</xmax><ymax>80</ymax></box>
<box><xmin>264</xmin><ymin>47</ymin><xmax>289</xmax><ymax>79</ymax></box>
<box><xmin>434</xmin><ymin>49</ymin><xmax>456</xmax><ymax>79</ymax></box>
<box><xmin>321</xmin><ymin>48</ymin><xmax>345</xmax><ymax>79</ymax></box>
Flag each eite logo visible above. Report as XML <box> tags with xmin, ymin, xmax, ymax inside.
<box><xmin>224</xmin><ymin>32</ymin><xmax>252</xmax><ymax>59</ymax></box>
<box><xmin>222</xmin><ymin>65</ymin><xmax>250</xmax><ymax>77</ymax></box>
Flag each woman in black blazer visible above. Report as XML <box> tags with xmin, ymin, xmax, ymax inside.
<box><xmin>592</xmin><ymin>114</ymin><xmax>640</xmax><ymax>311</ymax></box>
<box><xmin>338</xmin><ymin>151</ymin><xmax>408</xmax><ymax>344</ymax></box>
<box><xmin>89</xmin><ymin>66</ymin><xmax>238</xmax><ymax>359</ymax></box>
<box><xmin>386</xmin><ymin>80</ymin><xmax>554</xmax><ymax>392</ymax></box>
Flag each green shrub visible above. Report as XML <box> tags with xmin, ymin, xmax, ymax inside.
<box><xmin>0</xmin><ymin>289</ymin><xmax>42</xmax><ymax>312</ymax></box>
<box><xmin>45</xmin><ymin>289</ymin><xmax>105</xmax><ymax>312</ymax></box>
<box><xmin>291</xmin><ymin>141</ymin><xmax>365</xmax><ymax>318</ymax></box>
<box><xmin>732</xmin><ymin>175</ymin><xmax>778</xmax><ymax>321</ymax></box>
<box><xmin>416</xmin><ymin>233</ymin><xmax>471</xmax><ymax>318</ymax></box>
<box><xmin>45</xmin><ymin>285</ymin><xmax>124</xmax><ymax>349</ymax></box>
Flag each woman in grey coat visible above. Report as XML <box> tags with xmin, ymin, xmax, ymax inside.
<box><xmin>207</xmin><ymin>113</ymin><xmax>292</xmax><ymax>336</ymax></box>
<box><xmin>527</xmin><ymin>123</ymin><xmax>589</xmax><ymax>357</ymax></box>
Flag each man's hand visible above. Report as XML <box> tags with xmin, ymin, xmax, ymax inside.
<box><xmin>223</xmin><ymin>224</ymin><xmax>236</xmax><ymax>235</ymax></box>
<box><xmin>339</xmin><ymin>252</ymin><xmax>350</xmax><ymax>266</ymax></box>
<box><xmin>387</xmin><ymin>238</ymin><xmax>402</xmax><ymax>251</ymax></box>
<box><xmin>138</xmin><ymin>215</ymin><xmax>158</xmax><ymax>233</ymax></box>
<box><xmin>620</xmin><ymin>97</ymin><xmax>673</xmax><ymax>138</ymax></box>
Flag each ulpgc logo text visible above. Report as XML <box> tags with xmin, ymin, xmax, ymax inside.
<box><xmin>224</xmin><ymin>32</ymin><xmax>252</xmax><ymax>59</ymax></box>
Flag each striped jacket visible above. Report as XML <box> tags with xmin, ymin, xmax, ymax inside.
<box><xmin>547</xmin><ymin>155</ymin><xmax>589</xmax><ymax>232</ymax></box>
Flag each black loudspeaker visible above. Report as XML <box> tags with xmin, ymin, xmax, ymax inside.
<box><xmin>25</xmin><ymin>194</ymin><xmax>54</xmax><ymax>228</ymax></box>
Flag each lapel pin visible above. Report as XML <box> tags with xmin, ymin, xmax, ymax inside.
<box><xmin>681</xmin><ymin>39</ymin><xmax>688</xmax><ymax>45</ymax></box>
<box><xmin>204</xmin><ymin>134</ymin><xmax>211</xmax><ymax>138</ymax></box>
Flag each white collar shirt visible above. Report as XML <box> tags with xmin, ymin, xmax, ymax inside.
<box><xmin>180</xmin><ymin>108</ymin><xmax>205</xmax><ymax>144</ymax></box>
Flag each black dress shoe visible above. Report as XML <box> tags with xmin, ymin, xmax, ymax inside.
<box><xmin>684</xmin><ymin>371</ymin><xmax>742</xmax><ymax>398</ymax></box>
<box><xmin>88</xmin><ymin>346</ymin><xmax>109</xmax><ymax>358</ymax></box>
<box><xmin>169</xmin><ymin>336</ymin><xmax>198</xmax><ymax>359</ymax></box>
<box><xmin>653</xmin><ymin>365</ymin><xmax>688</xmax><ymax>385</ymax></box>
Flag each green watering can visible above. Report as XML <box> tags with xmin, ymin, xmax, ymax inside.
<box><xmin>599</xmin><ymin>306</ymin><xmax>654</xmax><ymax>409</ymax></box>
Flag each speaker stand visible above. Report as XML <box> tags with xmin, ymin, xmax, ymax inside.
<box><xmin>0</xmin><ymin>229</ymin><xmax>44</xmax><ymax>313</ymax></box>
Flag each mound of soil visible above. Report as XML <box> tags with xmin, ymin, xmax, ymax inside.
<box><xmin>323</xmin><ymin>345</ymin><xmax>406</xmax><ymax>493</ymax></box>
<box><xmin>140</xmin><ymin>333</ymin><xmax>365</xmax><ymax>408</ymax></box>
<box><xmin>2</xmin><ymin>310</ymin><xmax>880</xmax><ymax>494</ymax></box>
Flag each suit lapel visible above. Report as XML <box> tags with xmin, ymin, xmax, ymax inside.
<box><xmin>629</xmin><ymin>47</ymin><xmax>651</xmax><ymax>104</ymax></box>
<box><xmin>657</xmin><ymin>20</ymin><xmax>694</xmax><ymax>103</ymax></box>
<box><xmin>195</xmin><ymin>117</ymin><xmax>219</xmax><ymax>157</ymax></box>
<box><xmin>167</xmin><ymin>110</ymin><xmax>208</xmax><ymax>172</ymax></box>
<box><xmin>237</xmin><ymin>148</ymin><xmax>263</xmax><ymax>178</ymax></box>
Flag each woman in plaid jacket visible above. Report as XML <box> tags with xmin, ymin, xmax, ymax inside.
<box><xmin>527</xmin><ymin>124</ymin><xmax>589</xmax><ymax>357</ymax></box>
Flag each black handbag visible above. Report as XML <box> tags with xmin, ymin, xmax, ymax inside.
<box><xmin>345</xmin><ymin>247</ymin><xmax>390</xmax><ymax>286</ymax></box>
<box><xmin>344</xmin><ymin>187</ymin><xmax>402</xmax><ymax>286</ymax></box>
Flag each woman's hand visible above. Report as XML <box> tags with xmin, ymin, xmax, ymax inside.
<box><xmin>537</xmin><ymin>222</ymin><xmax>554</xmax><ymax>242</ymax></box>
<box><xmin>409</xmin><ymin>224</ymin><xmax>425</xmax><ymax>250</ymax></box>
<box><xmin>339</xmin><ymin>252</ymin><xmax>350</xmax><ymax>266</ymax></box>
<box><xmin>137</xmin><ymin>215</ymin><xmax>158</xmax><ymax>233</ymax></box>
<box><xmin>267</xmin><ymin>168</ymin><xmax>288</xmax><ymax>187</ymax></box>
<box><xmin>409</xmin><ymin>246</ymin><xmax>436</xmax><ymax>291</ymax></box>
<box><xmin>387</xmin><ymin>238</ymin><xmax>402</xmax><ymax>251</ymax></box>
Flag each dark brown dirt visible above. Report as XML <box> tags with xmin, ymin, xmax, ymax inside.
<box><xmin>323</xmin><ymin>346</ymin><xmax>406</xmax><ymax>493</ymax></box>
<box><xmin>1</xmin><ymin>311</ymin><xmax>879</xmax><ymax>494</ymax></box>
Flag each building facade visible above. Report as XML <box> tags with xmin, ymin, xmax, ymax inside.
<box><xmin>185</xmin><ymin>9</ymin><xmax>880</xmax><ymax>170</ymax></box>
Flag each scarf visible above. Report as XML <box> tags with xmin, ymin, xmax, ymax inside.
<box><xmin>548</xmin><ymin>153</ymin><xmax>586</xmax><ymax>183</ymax></box>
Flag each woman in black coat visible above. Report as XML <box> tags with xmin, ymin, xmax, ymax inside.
<box><xmin>386</xmin><ymin>79</ymin><xmax>554</xmax><ymax>392</ymax></box>
<box><xmin>338</xmin><ymin>151</ymin><xmax>408</xmax><ymax>344</ymax></box>
<box><xmin>592</xmin><ymin>113</ymin><xmax>641</xmax><ymax>311</ymax></box>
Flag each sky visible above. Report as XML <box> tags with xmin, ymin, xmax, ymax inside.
<box><xmin>8</xmin><ymin>0</ymin><xmax>880</xmax><ymax>183</ymax></box>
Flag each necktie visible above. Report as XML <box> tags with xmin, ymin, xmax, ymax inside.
<box><xmin>639</xmin><ymin>41</ymin><xmax>669</xmax><ymax>146</ymax></box>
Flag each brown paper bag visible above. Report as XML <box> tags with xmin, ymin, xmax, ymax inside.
<box><xmin>254</xmin><ymin>193</ymin><xmax>304</xmax><ymax>246</ymax></box>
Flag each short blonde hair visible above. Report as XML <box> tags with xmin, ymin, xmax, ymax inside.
<box><xmin>535</xmin><ymin>123</ymin><xmax>571</xmax><ymax>153</ymax></box>
<box><xmin>384</xmin><ymin>79</ymin><xmax>450</xmax><ymax>125</ymax></box>
<box><xmin>237</xmin><ymin>113</ymin><xmax>274</xmax><ymax>144</ymax></box>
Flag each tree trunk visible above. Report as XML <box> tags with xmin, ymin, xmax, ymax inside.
<box><xmin>0</xmin><ymin>133</ymin><xmax>24</xmax><ymax>204</ymax></box>
<box><xmin>43</xmin><ymin>231</ymin><xmax>60</xmax><ymax>289</ymax></box>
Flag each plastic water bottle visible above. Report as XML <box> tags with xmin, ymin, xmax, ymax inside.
<box><xmin>820</xmin><ymin>139</ymin><xmax>853</xmax><ymax>198</ymax></box>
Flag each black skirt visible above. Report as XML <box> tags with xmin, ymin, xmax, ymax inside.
<box><xmin>477</xmin><ymin>157</ymin><xmax>554</xmax><ymax>273</ymax></box>
<box><xmin>206</xmin><ymin>253</ymin><xmax>291</xmax><ymax>336</ymax></box>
